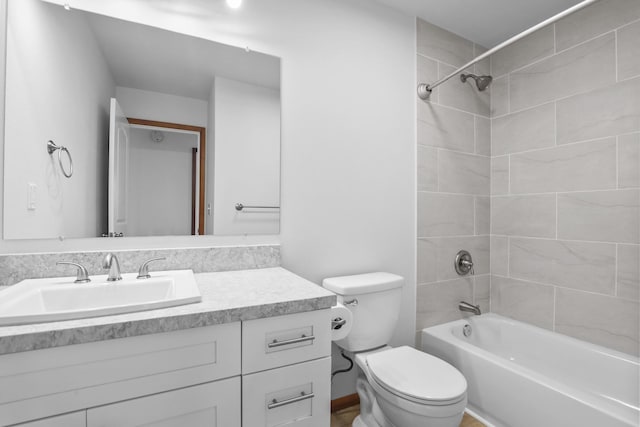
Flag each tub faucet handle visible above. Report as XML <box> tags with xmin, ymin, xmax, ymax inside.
<box><xmin>455</xmin><ymin>250</ymin><xmax>474</xmax><ymax>276</ymax></box>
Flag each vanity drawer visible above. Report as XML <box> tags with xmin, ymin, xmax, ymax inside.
<box><xmin>87</xmin><ymin>377</ymin><xmax>241</xmax><ymax>427</ymax></box>
<box><xmin>242</xmin><ymin>357</ymin><xmax>330</xmax><ymax>427</ymax></box>
<box><xmin>242</xmin><ymin>309</ymin><xmax>331</xmax><ymax>374</ymax></box>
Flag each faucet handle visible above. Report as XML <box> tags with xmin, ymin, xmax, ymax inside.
<box><xmin>137</xmin><ymin>257</ymin><xmax>166</xmax><ymax>279</ymax></box>
<box><xmin>56</xmin><ymin>261</ymin><xmax>91</xmax><ymax>283</ymax></box>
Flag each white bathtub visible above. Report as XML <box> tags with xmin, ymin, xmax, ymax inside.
<box><xmin>421</xmin><ymin>313</ymin><xmax>640</xmax><ymax>427</ymax></box>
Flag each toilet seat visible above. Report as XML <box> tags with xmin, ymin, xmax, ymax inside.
<box><xmin>365</xmin><ymin>346</ymin><xmax>467</xmax><ymax>406</ymax></box>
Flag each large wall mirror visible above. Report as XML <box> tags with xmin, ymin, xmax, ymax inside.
<box><xmin>3</xmin><ymin>0</ymin><xmax>281</xmax><ymax>240</ymax></box>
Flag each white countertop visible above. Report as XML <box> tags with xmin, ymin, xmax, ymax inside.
<box><xmin>0</xmin><ymin>267</ymin><xmax>336</xmax><ymax>355</ymax></box>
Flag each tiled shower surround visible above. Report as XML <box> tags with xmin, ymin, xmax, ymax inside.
<box><xmin>416</xmin><ymin>19</ymin><xmax>492</xmax><ymax>333</ymax></box>
<box><xmin>417</xmin><ymin>0</ymin><xmax>639</xmax><ymax>355</ymax></box>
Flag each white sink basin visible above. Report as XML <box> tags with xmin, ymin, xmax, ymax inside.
<box><xmin>0</xmin><ymin>270</ymin><xmax>202</xmax><ymax>326</ymax></box>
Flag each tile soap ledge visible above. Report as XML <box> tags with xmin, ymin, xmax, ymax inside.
<box><xmin>0</xmin><ymin>267</ymin><xmax>336</xmax><ymax>355</ymax></box>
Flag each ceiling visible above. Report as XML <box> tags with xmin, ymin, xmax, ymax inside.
<box><xmin>374</xmin><ymin>0</ymin><xmax>586</xmax><ymax>48</ymax></box>
<box><xmin>84</xmin><ymin>7</ymin><xmax>280</xmax><ymax>100</ymax></box>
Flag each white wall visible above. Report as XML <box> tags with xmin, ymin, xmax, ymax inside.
<box><xmin>3</xmin><ymin>0</ymin><xmax>417</xmax><ymax>397</ymax></box>
<box><xmin>213</xmin><ymin>78</ymin><xmax>280</xmax><ymax>235</ymax></box>
<box><xmin>3</xmin><ymin>0</ymin><xmax>114</xmax><ymax>239</ymax></box>
<box><xmin>127</xmin><ymin>128</ymin><xmax>197</xmax><ymax>237</ymax></box>
<box><xmin>115</xmin><ymin>87</ymin><xmax>208</xmax><ymax>127</ymax></box>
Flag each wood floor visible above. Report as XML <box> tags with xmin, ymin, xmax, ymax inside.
<box><xmin>330</xmin><ymin>404</ymin><xmax>486</xmax><ymax>427</ymax></box>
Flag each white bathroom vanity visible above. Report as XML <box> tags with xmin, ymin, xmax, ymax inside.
<box><xmin>0</xmin><ymin>268</ymin><xmax>335</xmax><ymax>427</ymax></box>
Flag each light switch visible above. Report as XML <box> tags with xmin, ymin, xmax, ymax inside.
<box><xmin>27</xmin><ymin>183</ymin><xmax>37</xmax><ymax>210</ymax></box>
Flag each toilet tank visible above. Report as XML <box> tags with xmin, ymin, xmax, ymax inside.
<box><xmin>323</xmin><ymin>272</ymin><xmax>403</xmax><ymax>352</ymax></box>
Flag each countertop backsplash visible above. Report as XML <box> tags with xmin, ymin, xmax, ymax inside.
<box><xmin>0</xmin><ymin>245</ymin><xmax>280</xmax><ymax>286</ymax></box>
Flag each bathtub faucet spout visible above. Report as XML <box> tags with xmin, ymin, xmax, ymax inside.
<box><xmin>459</xmin><ymin>301</ymin><xmax>481</xmax><ymax>315</ymax></box>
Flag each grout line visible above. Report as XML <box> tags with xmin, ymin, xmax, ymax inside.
<box><xmin>506</xmin><ymin>236</ymin><xmax>510</xmax><ymax>277</ymax></box>
<box><xmin>557</xmin><ymin>24</ymin><xmax>628</xmax><ymax>54</ymax></box>
<box><xmin>417</xmin><ymin>235</ymin><xmax>491</xmax><ymax>240</ymax></box>
<box><xmin>486</xmin><ymin>188</ymin><xmax>634</xmax><ymax>197</ymax></box>
<box><xmin>416</xmin><ymin>141</ymin><xmax>490</xmax><ymax>158</ymax></box>
<box><xmin>506</xmin><ymin>73</ymin><xmax>511</xmax><ymax>115</ymax></box>
<box><xmin>420</xmin><ymin>95</ymin><xmax>490</xmax><ymax>119</ymax></box>
<box><xmin>489</xmin><ymin>275</ymin><xmax>492</xmax><ymax>313</ymax></box>
<box><xmin>417</xmin><ymin>274</ymin><xmax>491</xmax><ymax>287</ymax></box>
<box><xmin>492</xmin><ymin>135</ymin><xmax>617</xmax><ymax>158</ymax></box>
<box><xmin>473</xmin><ymin>116</ymin><xmax>478</xmax><ymax>155</ymax></box>
<box><xmin>416</xmin><ymin>52</ymin><xmax>471</xmax><ymax>75</ymax></box>
<box><xmin>616</xmin><ymin>16</ymin><xmax>640</xmax><ymax>31</ymax></box>
<box><xmin>552</xmin><ymin>287</ymin><xmax>557</xmax><ymax>332</ymax></box>
<box><xmin>553</xmin><ymin>23</ymin><xmax>557</xmax><ymax>54</ymax></box>
<box><xmin>489</xmin><ymin>74</ymin><xmax>639</xmax><ymax>119</ymax></box>
<box><xmin>555</xmin><ymin>193</ymin><xmax>558</xmax><ymax>240</ymax></box>
<box><xmin>418</xmin><ymin>190</ymin><xmax>489</xmax><ymax>197</ymax></box>
<box><xmin>615</xmin><ymin>29</ymin><xmax>619</xmax><ymax>83</ymax></box>
<box><xmin>473</xmin><ymin>196</ymin><xmax>477</xmax><ymax>236</ymax></box>
<box><xmin>512</xmin><ymin>30</ymin><xmax>615</xmax><ymax>77</ymax></box>
<box><xmin>617</xmin><ymin>74</ymin><xmax>640</xmax><ymax>84</ymax></box>
<box><xmin>616</xmin><ymin>136</ymin><xmax>620</xmax><ymax>189</ymax></box>
<box><xmin>472</xmin><ymin>275</ymin><xmax>476</xmax><ymax>304</ymax></box>
<box><xmin>436</xmin><ymin>148</ymin><xmax>440</xmax><ymax>192</ymax></box>
<box><xmin>614</xmin><ymin>244</ymin><xmax>619</xmax><ymax>297</ymax></box>
<box><xmin>490</xmin><ymin>274</ymin><xmax>629</xmax><ymax>300</ymax></box>
<box><xmin>482</xmin><ymin>234</ymin><xmax>628</xmax><ymax>246</ymax></box>
<box><xmin>554</xmin><ymin>101</ymin><xmax>558</xmax><ymax>147</ymax></box>
<box><xmin>507</xmin><ymin>154</ymin><xmax>511</xmax><ymax>195</ymax></box>
<box><xmin>491</xmin><ymin>49</ymin><xmax>556</xmax><ymax>81</ymax></box>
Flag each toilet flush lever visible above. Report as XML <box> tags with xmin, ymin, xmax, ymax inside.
<box><xmin>332</xmin><ymin>317</ymin><xmax>347</xmax><ymax>329</ymax></box>
<box><xmin>344</xmin><ymin>299</ymin><xmax>358</xmax><ymax>307</ymax></box>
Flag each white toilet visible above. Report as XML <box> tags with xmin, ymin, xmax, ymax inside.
<box><xmin>324</xmin><ymin>272</ymin><xmax>467</xmax><ymax>427</ymax></box>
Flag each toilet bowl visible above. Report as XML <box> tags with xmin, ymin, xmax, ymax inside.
<box><xmin>323</xmin><ymin>273</ymin><xmax>467</xmax><ymax>427</ymax></box>
<box><xmin>354</xmin><ymin>346</ymin><xmax>467</xmax><ymax>427</ymax></box>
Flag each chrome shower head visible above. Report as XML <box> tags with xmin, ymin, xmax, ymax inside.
<box><xmin>460</xmin><ymin>73</ymin><xmax>493</xmax><ymax>91</ymax></box>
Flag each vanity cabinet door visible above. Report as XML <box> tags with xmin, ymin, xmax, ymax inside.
<box><xmin>86</xmin><ymin>378</ymin><xmax>240</xmax><ymax>427</ymax></box>
<box><xmin>242</xmin><ymin>357</ymin><xmax>330</xmax><ymax>427</ymax></box>
<box><xmin>13</xmin><ymin>411</ymin><xmax>86</xmax><ymax>427</ymax></box>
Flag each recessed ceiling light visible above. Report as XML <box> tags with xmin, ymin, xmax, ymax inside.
<box><xmin>226</xmin><ymin>0</ymin><xmax>242</xmax><ymax>9</ymax></box>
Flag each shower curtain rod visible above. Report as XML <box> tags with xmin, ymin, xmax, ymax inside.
<box><xmin>417</xmin><ymin>0</ymin><xmax>600</xmax><ymax>99</ymax></box>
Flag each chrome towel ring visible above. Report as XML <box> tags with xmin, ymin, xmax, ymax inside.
<box><xmin>47</xmin><ymin>140</ymin><xmax>73</xmax><ymax>178</ymax></box>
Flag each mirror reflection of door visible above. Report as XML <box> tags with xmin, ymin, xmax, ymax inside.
<box><xmin>108</xmin><ymin>102</ymin><xmax>206</xmax><ymax>237</ymax></box>
<box><xmin>108</xmin><ymin>98</ymin><xmax>130</xmax><ymax>237</ymax></box>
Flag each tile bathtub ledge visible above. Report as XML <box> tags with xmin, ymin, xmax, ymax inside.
<box><xmin>0</xmin><ymin>267</ymin><xmax>336</xmax><ymax>355</ymax></box>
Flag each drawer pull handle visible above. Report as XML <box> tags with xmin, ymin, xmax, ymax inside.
<box><xmin>268</xmin><ymin>392</ymin><xmax>315</xmax><ymax>409</ymax></box>
<box><xmin>268</xmin><ymin>334</ymin><xmax>315</xmax><ymax>348</ymax></box>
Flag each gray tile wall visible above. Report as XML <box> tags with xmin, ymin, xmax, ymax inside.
<box><xmin>416</xmin><ymin>19</ymin><xmax>490</xmax><ymax>340</ymax></box>
<box><xmin>489</xmin><ymin>1</ymin><xmax>640</xmax><ymax>355</ymax></box>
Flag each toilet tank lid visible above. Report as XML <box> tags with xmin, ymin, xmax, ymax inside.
<box><xmin>322</xmin><ymin>272</ymin><xmax>404</xmax><ymax>295</ymax></box>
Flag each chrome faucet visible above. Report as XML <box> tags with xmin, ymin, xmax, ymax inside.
<box><xmin>459</xmin><ymin>301</ymin><xmax>481</xmax><ymax>315</ymax></box>
<box><xmin>102</xmin><ymin>253</ymin><xmax>122</xmax><ymax>281</ymax></box>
